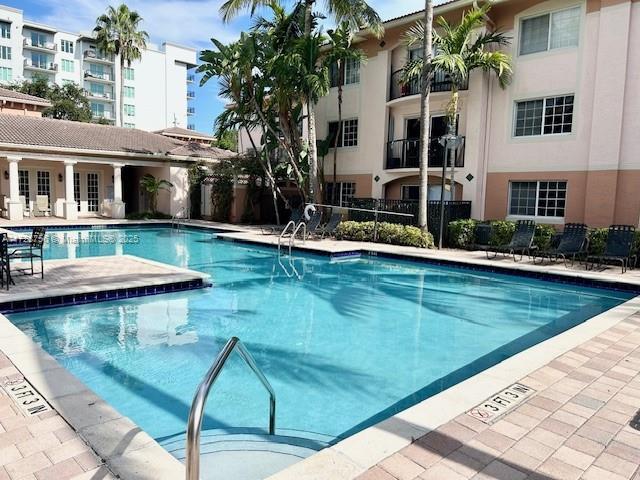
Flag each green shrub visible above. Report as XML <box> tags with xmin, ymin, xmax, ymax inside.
<box><xmin>125</xmin><ymin>211</ymin><xmax>172</xmax><ymax>220</ymax></box>
<box><xmin>448</xmin><ymin>219</ymin><xmax>479</xmax><ymax>249</ymax></box>
<box><xmin>534</xmin><ymin>224</ymin><xmax>557</xmax><ymax>250</ymax></box>
<box><xmin>488</xmin><ymin>221</ymin><xmax>516</xmax><ymax>246</ymax></box>
<box><xmin>335</xmin><ymin>221</ymin><xmax>434</xmax><ymax>248</ymax></box>
<box><xmin>587</xmin><ymin>228</ymin><xmax>608</xmax><ymax>255</ymax></box>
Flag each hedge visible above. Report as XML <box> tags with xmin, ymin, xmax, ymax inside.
<box><xmin>336</xmin><ymin>221</ymin><xmax>434</xmax><ymax>248</ymax></box>
<box><xmin>449</xmin><ymin>220</ymin><xmax>640</xmax><ymax>255</ymax></box>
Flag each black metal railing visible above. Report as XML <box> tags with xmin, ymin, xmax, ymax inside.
<box><xmin>386</xmin><ymin>137</ymin><xmax>465</xmax><ymax>169</ymax></box>
<box><xmin>389</xmin><ymin>69</ymin><xmax>468</xmax><ymax>101</ymax></box>
<box><xmin>343</xmin><ymin>198</ymin><xmax>472</xmax><ymax>244</ymax></box>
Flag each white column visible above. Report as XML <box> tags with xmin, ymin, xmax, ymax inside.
<box><xmin>63</xmin><ymin>161</ymin><xmax>78</xmax><ymax>220</ymax></box>
<box><xmin>111</xmin><ymin>163</ymin><xmax>125</xmax><ymax>219</ymax></box>
<box><xmin>7</xmin><ymin>156</ymin><xmax>23</xmax><ymax>221</ymax></box>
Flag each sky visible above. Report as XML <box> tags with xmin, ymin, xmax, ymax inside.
<box><xmin>6</xmin><ymin>0</ymin><xmax>426</xmax><ymax>134</ymax></box>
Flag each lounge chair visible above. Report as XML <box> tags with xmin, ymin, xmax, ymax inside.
<box><xmin>33</xmin><ymin>195</ymin><xmax>51</xmax><ymax>217</ymax></box>
<box><xmin>534</xmin><ymin>223</ymin><xmax>588</xmax><ymax>266</ymax></box>
<box><xmin>261</xmin><ymin>208</ymin><xmax>303</xmax><ymax>235</ymax></box>
<box><xmin>18</xmin><ymin>195</ymin><xmax>30</xmax><ymax>217</ymax></box>
<box><xmin>9</xmin><ymin>226</ymin><xmax>46</xmax><ymax>279</ymax></box>
<box><xmin>484</xmin><ymin>219</ymin><xmax>537</xmax><ymax>261</ymax></box>
<box><xmin>314</xmin><ymin>213</ymin><xmax>342</xmax><ymax>239</ymax></box>
<box><xmin>302</xmin><ymin>210</ymin><xmax>323</xmax><ymax>238</ymax></box>
<box><xmin>587</xmin><ymin>225</ymin><xmax>636</xmax><ymax>274</ymax></box>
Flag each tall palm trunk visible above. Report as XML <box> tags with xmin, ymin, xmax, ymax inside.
<box><xmin>418</xmin><ymin>0</ymin><xmax>433</xmax><ymax>232</ymax></box>
<box><xmin>448</xmin><ymin>87</ymin><xmax>459</xmax><ymax>200</ymax></box>
<box><xmin>332</xmin><ymin>62</ymin><xmax>344</xmax><ymax>205</ymax></box>
<box><xmin>119</xmin><ymin>59</ymin><xmax>125</xmax><ymax>127</ymax></box>
<box><xmin>304</xmin><ymin>0</ymin><xmax>320</xmax><ymax>204</ymax></box>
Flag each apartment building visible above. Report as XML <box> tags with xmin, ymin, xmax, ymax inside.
<box><xmin>311</xmin><ymin>0</ymin><xmax>640</xmax><ymax>227</ymax></box>
<box><xmin>0</xmin><ymin>4</ymin><xmax>197</xmax><ymax>131</ymax></box>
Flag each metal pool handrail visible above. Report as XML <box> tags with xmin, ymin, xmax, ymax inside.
<box><xmin>185</xmin><ymin>336</ymin><xmax>276</xmax><ymax>480</ymax></box>
<box><xmin>171</xmin><ymin>206</ymin><xmax>188</xmax><ymax>230</ymax></box>
<box><xmin>278</xmin><ymin>220</ymin><xmax>296</xmax><ymax>254</ymax></box>
<box><xmin>289</xmin><ymin>222</ymin><xmax>307</xmax><ymax>256</ymax></box>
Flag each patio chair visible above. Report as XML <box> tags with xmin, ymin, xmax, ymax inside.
<box><xmin>33</xmin><ymin>195</ymin><xmax>51</xmax><ymax>217</ymax></box>
<box><xmin>313</xmin><ymin>213</ymin><xmax>342</xmax><ymax>239</ymax></box>
<box><xmin>534</xmin><ymin>223</ymin><xmax>588</xmax><ymax>267</ymax></box>
<box><xmin>261</xmin><ymin>208</ymin><xmax>303</xmax><ymax>235</ymax></box>
<box><xmin>9</xmin><ymin>226</ymin><xmax>46</xmax><ymax>279</ymax></box>
<box><xmin>302</xmin><ymin>210</ymin><xmax>323</xmax><ymax>238</ymax></box>
<box><xmin>485</xmin><ymin>220</ymin><xmax>537</xmax><ymax>261</ymax></box>
<box><xmin>0</xmin><ymin>234</ymin><xmax>12</xmax><ymax>290</ymax></box>
<box><xmin>18</xmin><ymin>196</ymin><xmax>30</xmax><ymax>217</ymax></box>
<box><xmin>587</xmin><ymin>225</ymin><xmax>636</xmax><ymax>274</ymax></box>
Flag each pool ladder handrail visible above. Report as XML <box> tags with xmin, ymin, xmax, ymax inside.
<box><xmin>277</xmin><ymin>220</ymin><xmax>296</xmax><ymax>254</ymax></box>
<box><xmin>289</xmin><ymin>222</ymin><xmax>307</xmax><ymax>256</ymax></box>
<box><xmin>171</xmin><ymin>206</ymin><xmax>188</xmax><ymax>230</ymax></box>
<box><xmin>185</xmin><ymin>336</ymin><xmax>276</xmax><ymax>480</ymax></box>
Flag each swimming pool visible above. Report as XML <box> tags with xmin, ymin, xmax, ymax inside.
<box><xmin>5</xmin><ymin>227</ymin><xmax>634</xmax><ymax>471</ymax></box>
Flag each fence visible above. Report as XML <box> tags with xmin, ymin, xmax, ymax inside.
<box><xmin>343</xmin><ymin>198</ymin><xmax>472</xmax><ymax>245</ymax></box>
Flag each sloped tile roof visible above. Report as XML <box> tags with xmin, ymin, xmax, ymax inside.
<box><xmin>0</xmin><ymin>114</ymin><xmax>236</xmax><ymax>160</ymax></box>
<box><xmin>0</xmin><ymin>87</ymin><xmax>52</xmax><ymax>108</ymax></box>
<box><xmin>153</xmin><ymin>126</ymin><xmax>216</xmax><ymax>142</ymax></box>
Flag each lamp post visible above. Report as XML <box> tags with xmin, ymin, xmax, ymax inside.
<box><xmin>437</xmin><ymin>134</ymin><xmax>463</xmax><ymax>249</ymax></box>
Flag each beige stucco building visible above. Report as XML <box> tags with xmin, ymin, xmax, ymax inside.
<box><xmin>308</xmin><ymin>0</ymin><xmax>640</xmax><ymax>227</ymax></box>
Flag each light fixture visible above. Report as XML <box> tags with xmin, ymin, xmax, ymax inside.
<box><xmin>58</xmin><ymin>173</ymin><xmax>63</xmax><ymax>182</ymax></box>
<box><xmin>3</xmin><ymin>171</ymin><xmax>8</xmax><ymax>180</ymax></box>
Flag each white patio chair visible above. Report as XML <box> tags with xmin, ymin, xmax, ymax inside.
<box><xmin>33</xmin><ymin>195</ymin><xmax>51</xmax><ymax>217</ymax></box>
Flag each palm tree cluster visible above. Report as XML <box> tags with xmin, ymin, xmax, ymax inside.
<box><xmin>199</xmin><ymin>0</ymin><xmax>382</xmax><ymax>217</ymax></box>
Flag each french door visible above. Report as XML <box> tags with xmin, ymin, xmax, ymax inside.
<box><xmin>87</xmin><ymin>173</ymin><xmax>99</xmax><ymax>212</ymax></box>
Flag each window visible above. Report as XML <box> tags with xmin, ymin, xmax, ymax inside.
<box><xmin>61</xmin><ymin>59</ymin><xmax>74</xmax><ymax>73</ymax></box>
<box><xmin>89</xmin><ymin>64</ymin><xmax>104</xmax><ymax>77</ymax></box>
<box><xmin>124</xmin><ymin>122</ymin><xmax>135</xmax><ymax>129</ymax></box>
<box><xmin>0</xmin><ymin>67</ymin><xmax>12</xmax><ymax>82</ymax></box>
<box><xmin>89</xmin><ymin>83</ymin><xmax>104</xmax><ymax>95</ymax></box>
<box><xmin>519</xmin><ymin>7</ymin><xmax>580</xmax><ymax>55</ymax></box>
<box><xmin>0</xmin><ymin>46</ymin><xmax>10</xmax><ymax>60</ymax></box>
<box><xmin>123</xmin><ymin>67</ymin><xmax>134</xmax><ymax>81</ymax></box>
<box><xmin>0</xmin><ymin>22</ymin><xmax>10</xmax><ymax>39</ymax></box>
<box><xmin>401</xmin><ymin>185</ymin><xmax>419</xmax><ymax>201</ymax></box>
<box><xmin>87</xmin><ymin>173</ymin><xmax>99</xmax><ymax>212</ymax></box>
<box><xmin>91</xmin><ymin>102</ymin><xmax>105</xmax><ymax>117</ymax></box>
<box><xmin>30</xmin><ymin>31</ymin><xmax>48</xmax><ymax>48</ymax></box>
<box><xmin>31</xmin><ymin>52</ymin><xmax>50</xmax><ymax>69</ymax></box>
<box><xmin>73</xmin><ymin>172</ymin><xmax>80</xmax><ymax>211</ymax></box>
<box><xmin>514</xmin><ymin>95</ymin><xmax>574</xmax><ymax>137</ymax></box>
<box><xmin>509</xmin><ymin>180</ymin><xmax>567</xmax><ymax>217</ymax></box>
<box><xmin>330</xmin><ymin>58</ymin><xmax>360</xmax><ymax>87</ymax></box>
<box><xmin>328</xmin><ymin>119</ymin><xmax>358</xmax><ymax>148</ymax></box>
<box><xmin>123</xmin><ymin>86</ymin><xmax>135</xmax><ymax>98</ymax></box>
<box><xmin>61</xmin><ymin>39</ymin><xmax>74</xmax><ymax>54</ymax></box>
<box><xmin>36</xmin><ymin>171</ymin><xmax>50</xmax><ymax>198</ymax></box>
<box><xmin>18</xmin><ymin>170</ymin><xmax>29</xmax><ymax>198</ymax></box>
<box><xmin>326</xmin><ymin>182</ymin><xmax>356</xmax><ymax>206</ymax></box>
<box><xmin>124</xmin><ymin>104</ymin><xmax>135</xmax><ymax>116</ymax></box>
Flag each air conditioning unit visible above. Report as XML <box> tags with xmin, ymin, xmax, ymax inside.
<box><xmin>23</xmin><ymin>58</ymin><xmax>32</xmax><ymax>66</ymax></box>
<box><xmin>23</xmin><ymin>38</ymin><xmax>31</xmax><ymax>46</ymax></box>
<box><xmin>50</xmin><ymin>63</ymin><xmax>58</xmax><ymax>71</ymax></box>
<box><xmin>45</xmin><ymin>42</ymin><xmax>56</xmax><ymax>50</ymax></box>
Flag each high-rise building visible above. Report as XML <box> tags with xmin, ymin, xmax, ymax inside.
<box><xmin>0</xmin><ymin>4</ymin><xmax>197</xmax><ymax>131</ymax></box>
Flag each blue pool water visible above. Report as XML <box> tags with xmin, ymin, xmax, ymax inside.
<box><xmin>6</xmin><ymin>227</ymin><xmax>634</xmax><ymax>448</ymax></box>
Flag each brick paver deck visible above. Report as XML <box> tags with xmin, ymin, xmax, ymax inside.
<box><xmin>358</xmin><ymin>312</ymin><xmax>640</xmax><ymax>480</ymax></box>
<box><xmin>0</xmin><ymin>351</ymin><xmax>115</xmax><ymax>480</ymax></box>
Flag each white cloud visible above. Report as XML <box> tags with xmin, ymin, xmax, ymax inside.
<box><xmin>27</xmin><ymin>0</ymin><xmax>242</xmax><ymax>50</ymax></box>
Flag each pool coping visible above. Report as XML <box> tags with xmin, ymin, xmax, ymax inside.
<box><xmin>0</xmin><ymin>221</ymin><xmax>639</xmax><ymax>480</ymax></box>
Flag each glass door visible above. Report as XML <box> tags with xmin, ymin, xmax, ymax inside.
<box><xmin>87</xmin><ymin>173</ymin><xmax>99</xmax><ymax>212</ymax></box>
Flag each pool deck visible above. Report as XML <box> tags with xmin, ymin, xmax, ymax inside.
<box><xmin>0</xmin><ymin>219</ymin><xmax>638</xmax><ymax>480</ymax></box>
<box><xmin>0</xmin><ymin>255</ymin><xmax>211</xmax><ymax>311</ymax></box>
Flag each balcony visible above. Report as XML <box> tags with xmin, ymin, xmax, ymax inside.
<box><xmin>389</xmin><ymin>69</ymin><xmax>468</xmax><ymax>101</ymax></box>
<box><xmin>187</xmin><ymin>91</ymin><xmax>195</xmax><ymax>99</ymax></box>
<box><xmin>84</xmin><ymin>70</ymin><xmax>114</xmax><ymax>82</ymax></box>
<box><xmin>83</xmin><ymin>50</ymin><xmax>114</xmax><ymax>63</ymax></box>
<box><xmin>23</xmin><ymin>37</ymin><xmax>57</xmax><ymax>52</ymax></box>
<box><xmin>187</xmin><ymin>106</ymin><xmax>195</xmax><ymax>115</ymax></box>
<box><xmin>187</xmin><ymin>124</ymin><xmax>195</xmax><ymax>130</ymax></box>
<box><xmin>23</xmin><ymin>58</ymin><xmax>57</xmax><ymax>72</ymax></box>
<box><xmin>87</xmin><ymin>91</ymin><xmax>114</xmax><ymax>102</ymax></box>
<box><xmin>187</xmin><ymin>74</ymin><xmax>195</xmax><ymax>83</ymax></box>
<box><xmin>386</xmin><ymin>137</ymin><xmax>465</xmax><ymax>170</ymax></box>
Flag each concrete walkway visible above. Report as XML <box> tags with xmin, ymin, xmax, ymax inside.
<box><xmin>357</xmin><ymin>312</ymin><xmax>640</xmax><ymax>480</ymax></box>
<box><xmin>0</xmin><ymin>351</ymin><xmax>114</xmax><ymax>480</ymax></box>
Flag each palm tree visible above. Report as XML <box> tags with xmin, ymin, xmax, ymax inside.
<box><xmin>94</xmin><ymin>4</ymin><xmax>149</xmax><ymax>127</ymax></box>
<box><xmin>139</xmin><ymin>174</ymin><xmax>173</xmax><ymax>213</ymax></box>
<box><xmin>324</xmin><ymin>22</ymin><xmax>365</xmax><ymax>205</ymax></box>
<box><xmin>404</xmin><ymin>4</ymin><xmax>512</xmax><ymax>201</ymax></box>
<box><xmin>220</xmin><ymin>0</ymin><xmax>383</xmax><ymax>204</ymax></box>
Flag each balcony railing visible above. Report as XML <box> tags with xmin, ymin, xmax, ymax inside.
<box><xmin>83</xmin><ymin>50</ymin><xmax>114</xmax><ymax>62</ymax></box>
<box><xmin>23</xmin><ymin>38</ymin><xmax>57</xmax><ymax>51</ymax></box>
<box><xmin>84</xmin><ymin>70</ymin><xmax>114</xmax><ymax>82</ymax></box>
<box><xmin>187</xmin><ymin>91</ymin><xmax>195</xmax><ymax>99</ymax></box>
<box><xmin>23</xmin><ymin>59</ymin><xmax>57</xmax><ymax>71</ymax></box>
<box><xmin>187</xmin><ymin>107</ymin><xmax>195</xmax><ymax>115</ymax></box>
<box><xmin>187</xmin><ymin>74</ymin><xmax>195</xmax><ymax>83</ymax></box>
<box><xmin>389</xmin><ymin>69</ymin><xmax>468</xmax><ymax>101</ymax></box>
<box><xmin>386</xmin><ymin>137</ymin><xmax>465</xmax><ymax>169</ymax></box>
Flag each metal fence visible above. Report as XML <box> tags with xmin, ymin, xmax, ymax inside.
<box><xmin>343</xmin><ymin>198</ymin><xmax>472</xmax><ymax>245</ymax></box>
